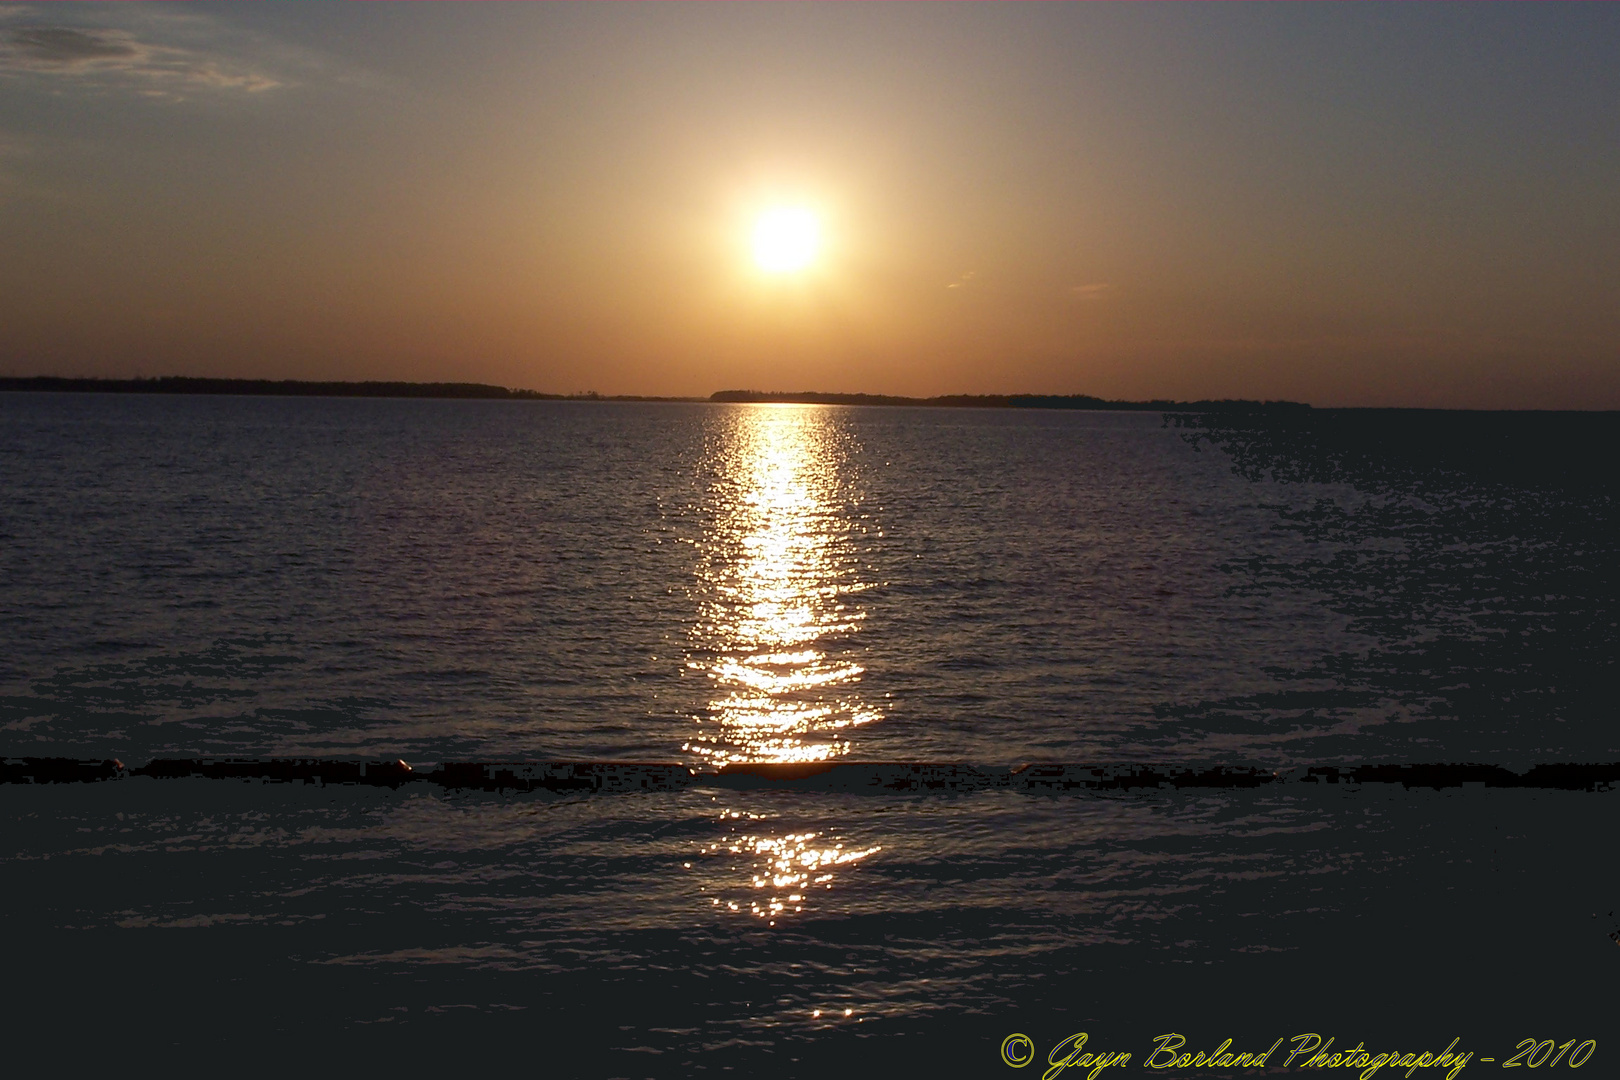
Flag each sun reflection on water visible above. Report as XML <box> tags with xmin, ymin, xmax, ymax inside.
<box><xmin>696</xmin><ymin>808</ymin><xmax>882</xmax><ymax>926</ymax></box>
<box><xmin>683</xmin><ymin>405</ymin><xmax>880</xmax><ymax>766</ymax></box>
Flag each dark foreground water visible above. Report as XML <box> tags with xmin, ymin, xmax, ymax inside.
<box><xmin>1</xmin><ymin>394</ymin><xmax>1615</xmax><ymax>1076</ymax></box>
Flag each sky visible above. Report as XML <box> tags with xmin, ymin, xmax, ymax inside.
<box><xmin>0</xmin><ymin>3</ymin><xmax>1616</xmax><ymax>408</ymax></box>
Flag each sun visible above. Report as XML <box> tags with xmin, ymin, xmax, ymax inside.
<box><xmin>752</xmin><ymin>207</ymin><xmax>819</xmax><ymax>273</ymax></box>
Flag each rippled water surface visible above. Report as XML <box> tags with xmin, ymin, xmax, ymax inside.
<box><xmin>1</xmin><ymin>393</ymin><xmax>1614</xmax><ymax>1075</ymax></box>
<box><xmin>7</xmin><ymin>393</ymin><xmax>1568</xmax><ymax>766</ymax></box>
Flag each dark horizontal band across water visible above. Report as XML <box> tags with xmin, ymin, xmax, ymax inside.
<box><xmin>4</xmin><ymin>757</ymin><xmax>1618</xmax><ymax>793</ymax></box>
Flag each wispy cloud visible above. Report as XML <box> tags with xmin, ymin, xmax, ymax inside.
<box><xmin>0</xmin><ymin>22</ymin><xmax>281</xmax><ymax>97</ymax></box>
<box><xmin>1070</xmin><ymin>282</ymin><xmax>1114</xmax><ymax>301</ymax></box>
<box><xmin>946</xmin><ymin>271</ymin><xmax>978</xmax><ymax>290</ymax></box>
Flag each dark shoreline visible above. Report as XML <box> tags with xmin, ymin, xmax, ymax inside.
<box><xmin>0</xmin><ymin>376</ymin><xmax>699</xmax><ymax>403</ymax></box>
<box><xmin>1</xmin><ymin>376</ymin><xmax>1305</xmax><ymax>412</ymax></box>
<box><xmin>6</xmin><ymin>377</ymin><xmax>1617</xmax><ymax>415</ymax></box>
<box><xmin>709</xmin><ymin>389</ymin><xmax>1309</xmax><ymax>412</ymax></box>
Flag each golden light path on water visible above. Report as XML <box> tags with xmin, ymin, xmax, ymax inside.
<box><xmin>684</xmin><ymin>404</ymin><xmax>881</xmax><ymax>767</ymax></box>
<box><xmin>684</xmin><ymin>406</ymin><xmax>884</xmax><ymax>931</ymax></box>
<box><xmin>696</xmin><ymin>810</ymin><xmax>883</xmax><ymax>927</ymax></box>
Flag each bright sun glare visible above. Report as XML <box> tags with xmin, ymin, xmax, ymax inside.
<box><xmin>752</xmin><ymin>207</ymin><xmax>819</xmax><ymax>273</ymax></box>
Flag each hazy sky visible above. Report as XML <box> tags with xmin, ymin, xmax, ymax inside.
<box><xmin>1</xmin><ymin>3</ymin><xmax>1616</xmax><ymax>407</ymax></box>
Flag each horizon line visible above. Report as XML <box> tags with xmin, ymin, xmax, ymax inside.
<box><xmin>4</xmin><ymin>376</ymin><xmax>1620</xmax><ymax>413</ymax></box>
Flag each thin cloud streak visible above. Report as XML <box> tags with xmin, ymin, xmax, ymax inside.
<box><xmin>0</xmin><ymin>23</ymin><xmax>281</xmax><ymax>97</ymax></box>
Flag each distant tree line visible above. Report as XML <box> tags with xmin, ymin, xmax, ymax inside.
<box><xmin>0</xmin><ymin>377</ymin><xmax>701</xmax><ymax>402</ymax></box>
<box><xmin>0</xmin><ymin>376</ymin><xmax>564</xmax><ymax>399</ymax></box>
<box><xmin>709</xmin><ymin>390</ymin><xmax>1310</xmax><ymax>412</ymax></box>
<box><xmin>0</xmin><ymin>377</ymin><xmax>1308</xmax><ymax>412</ymax></box>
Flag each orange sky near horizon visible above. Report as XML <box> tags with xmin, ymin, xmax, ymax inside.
<box><xmin>0</xmin><ymin>3</ymin><xmax>1616</xmax><ymax>408</ymax></box>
